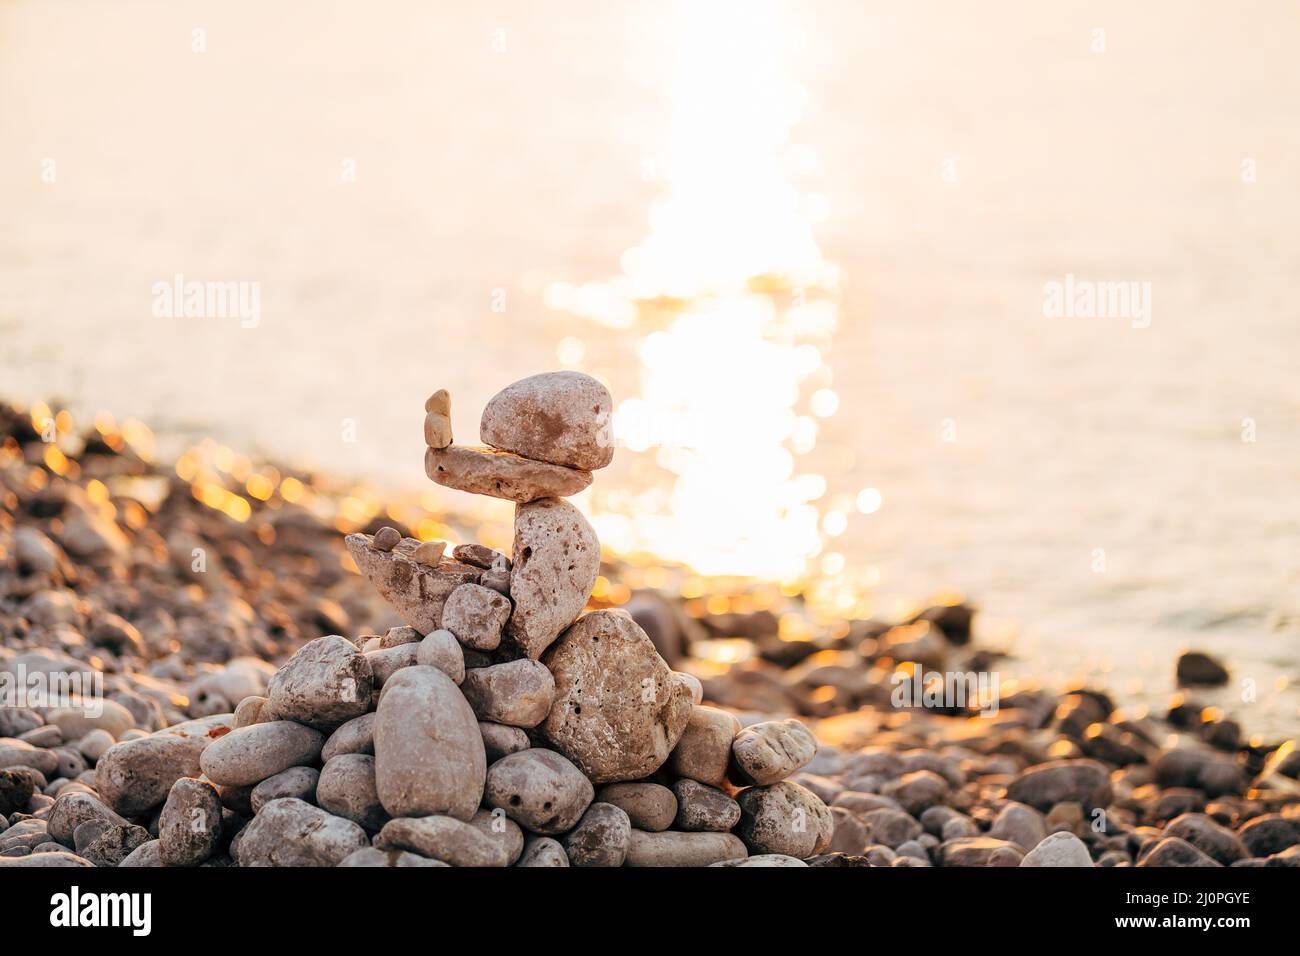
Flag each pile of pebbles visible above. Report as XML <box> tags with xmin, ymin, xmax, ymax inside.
<box><xmin>2</xmin><ymin>380</ymin><xmax>1298</xmax><ymax>868</ymax></box>
<box><xmin>0</xmin><ymin>374</ymin><xmax>834</xmax><ymax>867</ymax></box>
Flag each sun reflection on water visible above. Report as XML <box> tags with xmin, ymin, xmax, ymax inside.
<box><xmin>547</xmin><ymin>0</ymin><xmax>846</xmax><ymax>582</ymax></box>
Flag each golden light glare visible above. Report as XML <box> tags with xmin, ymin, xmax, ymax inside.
<box><xmin>543</xmin><ymin>0</ymin><xmax>855</xmax><ymax>586</ymax></box>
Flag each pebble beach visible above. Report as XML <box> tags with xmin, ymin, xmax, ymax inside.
<box><xmin>2</xmin><ymin>377</ymin><xmax>1298</xmax><ymax>870</ymax></box>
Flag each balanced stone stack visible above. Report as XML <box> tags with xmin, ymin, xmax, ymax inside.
<box><xmin>0</xmin><ymin>372</ymin><xmax>830</xmax><ymax>867</ymax></box>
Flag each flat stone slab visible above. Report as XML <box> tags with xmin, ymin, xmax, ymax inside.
<box><xmin>345</xmin><ymin>533</ymin><xmax>481</xmax><ymax>634</ymax></box>
<box><xmin>425</xmin><ymin>445</ymin><xmax>592</xmax><ymax>503</ymax></box>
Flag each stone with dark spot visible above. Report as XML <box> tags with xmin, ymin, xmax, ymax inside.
<box><xmin>517</xmin><ymin>836</ymin><xmax>569</xmax><ymax>867</ymax></box>
<box><xmin>198</xmin><ymin>721</ymin><xmax>324</xmax><ymax>787</ymax></box>
<box><xmin>505</xmin><ymin>498</ymin><xmax>601</xmax><ymax>660</ymax></box>
<box><xmin>542</xmin><ymin>609</ymin><xmax>693</xmax><ymax>783</ymax></box>
<box><xmin>480</xmin><ymin>371</ymin><xmax>615</xmax><ymax>471</ymax></box>
<box><xmin>94</xmin><ymin>715</ymin><xmax>233</xmax><ymax>816</ymax></box>
<box><xmin>484</xmin><ymin>748</ymin><xmax>593</xmax><ymax>835</ymax></box>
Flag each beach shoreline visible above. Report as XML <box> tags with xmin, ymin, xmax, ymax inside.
<box><xmin>2</xmin><ymin>398</ymin><xmax>1298</xmax><ymax>869</ymax></box>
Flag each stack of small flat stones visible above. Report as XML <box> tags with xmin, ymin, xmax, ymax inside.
<box><xmin>4</xmin><ymin>372</ymin><xmax>830</xmax><ymax>867</ymax></box>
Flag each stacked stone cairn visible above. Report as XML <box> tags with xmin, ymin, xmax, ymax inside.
<box><xmin>2</xmin><ymin>372</ymin><xmax>830</xmax><ymax>867</ymax></box>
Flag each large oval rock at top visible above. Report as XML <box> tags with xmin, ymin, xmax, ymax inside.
<box><xmin>373</xmin><ymin>665</ymin><xmax>485</xmax><ymax>821</ymax></box>
<box><xmin>504</xmin><ymin>498</ymin><xmax>601</xmax><ymax>660</ymax></box>
<box><xmin>480</xmin><ymin>371</ymin><xmax>614</xmax><ymax>471</ymax></box>
<box><xmin>542</xmin><ymin>609</ymin><xmax>694</xmax><ymax>784</ymax></box>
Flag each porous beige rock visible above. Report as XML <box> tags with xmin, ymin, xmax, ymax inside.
<box><xmin>425</xmin><ymin>445</ymin><xmax>592</xmax><ymax>503</ymax></box>
<box><xmin>730</xmin><ymin>717</ymin><xmax>818</xmax><ymax>786</ymax></box>
<box><xmin>505</xmin><ymin>498</ymin><xmax>601</xmax><ymax>659</ymax></box>
<box><xmin>480</xmin><ymin>371</ymin><xmax>614</xmax><ymax>470</ymax></box>
<box><xmin>265</xmin><ymin>635</ymin><xmax>373</xmax><ymax>731</ymax></box>
<box><xmin>345</xmin><ymin>533</ymin><xmax>481</xmax><ymax>634</ymax></box>
<box><xmin>461</xmin><ymin>659</ymin><xmax>555</xmax><ymax>728</ymax></box>
<box><xmin>373</xmin><ymin>665</ymin><xmax>485</xmax><ymax>821</ymax></box>
<box><xmin>542</xmin><ymin>609</ymin><xmax>694</xmax><ymax>784</ymax></box>
<box><xmin>670</xmin><ymin>705</ymin><xmax>741</xmax><ymax>787</ymax></box>
<box><xmin>442</xmin><ymin>583</ymin><xmax>511</xmax><ymax>651</ymax></box>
